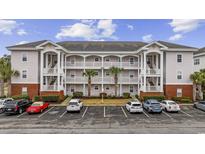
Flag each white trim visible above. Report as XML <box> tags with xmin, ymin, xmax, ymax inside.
<box><xmin>165</xmin><ymin>83</ymin><xmax>193</xmax><ymax>85</ymax></box>
<box><xmin>11</xmin><ymin>82</ymin><xmax>39</xmax><ymax>84</ymax></box>
<box><xmin>163</xmin><ymin>48</ymin><xmax>198</xmax><ymax>52</ymax></box>
<box><xmin>21</xmin><ymin>69</ymin><xmax>28</xmax><ymax>79</ymax></box>
<box><xmin>194</xmin><ymin>52</ymin><xmax>205</xmax><ymax>57</ymax></box>
<box><xmin>8</xmin><ymin>48</ymin><xmax>36</xmax><ymax>51</ymax></box>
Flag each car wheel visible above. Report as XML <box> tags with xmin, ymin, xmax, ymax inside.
<box><xmin>19</xmin><ymin>108</ymin><xmax>23</xmax><ymax>114</ymax></box>
<box><xmin>193</xmin><ymin>104</ymin><xmax>197</xmax><ymax>108</ymax></box>
<box><xmin>165</xmin><ymin>108</ymin><xmax>168</xmax><ymax>112</ymax></box>
<box><xmin>41</xmin><ymin>109</ymin><xmax>43</xmax><ymax>113</ymax></box>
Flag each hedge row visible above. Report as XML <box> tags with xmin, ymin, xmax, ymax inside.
<box><xmin>172</xmin><ymin>96</ymin><xmax>192</xmax><ymax>103</ymax></box>
<box><xmin>143</xmin><ymin>96</ymin><xmax>165</xmax><ymax>101</ymax></box>
<box><xmin>0</xmin><ymin>95</ymin><xmax>6</xmax><ymax>99</ymax></box>
<box><xmin>12</xmin><ymin>94</ymin><xmax>30</xmax><ymax>100</ymax></box>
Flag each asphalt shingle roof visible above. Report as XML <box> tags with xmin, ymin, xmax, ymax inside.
<box><xmin>7</xmin><ymin>40</ymin><xmax>48</xmax><ymax>48</ymax></box>
<box><xmin>157</xmin><ymin>41</ymin><xmax>198</xmax><ymax>49</ymax></box>
<box><xmin>194</xmin><ymin>47</ymin><xmax>205</xmax><ymax>55</ymax></box>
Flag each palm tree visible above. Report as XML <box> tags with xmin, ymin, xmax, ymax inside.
<box><xmin>109</xmin><ymin>66</ymin><xmax>124</xmax><ymax>97</ymax></box>
<box><xmin>83</xmin><ymin>69</ymin><xmax>97</xmax><ymax>97</ymax></box>
<box><xmin>0</xmin><ymin>57</ymin><xmax>19</xmax><ymax>96</ymax></box>
<box><xmin>190</xmin><ymin>71</ymin><xmax>205</xmax><ymax>101</ymax></box>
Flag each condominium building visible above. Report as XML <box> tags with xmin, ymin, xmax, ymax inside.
<box><xmin>193</xmin><ymin>47</ymin><xmax>205</xmax><ymax>72</ymax></box>
<box><xmin>7</xmin><ymin>40</ymin><xmax>197</xmax><ymax>99</ymax></box>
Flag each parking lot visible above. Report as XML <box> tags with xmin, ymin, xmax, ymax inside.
<box><xmin>1</xmin><ymin>105</ymin><xmax>205</xmax><ymax>133</ymax></box>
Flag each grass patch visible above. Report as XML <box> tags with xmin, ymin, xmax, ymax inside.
<box><xmin>81</xmin><ymin>98</ymin><xmax>131</xmax><ymax>106</ymax></box>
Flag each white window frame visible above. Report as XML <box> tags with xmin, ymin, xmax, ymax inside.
<box><xmin>106</xmin><ymin>71</ymin><xmax>110</xmax><ymax>76</ymax></box>
<box><xmin>129</xmin><ymin>57</ymin><xmax>134</xmax><ymax>65</ymax></box>
<box><xmin>95</xmin><ymin>57</ymin><xmax>99</xmax><ymax>62</ymax></box>
<box><xmin>177</xmin><ymin>54</ymin><xmax>182</xmax><ymax>63</ymax></box>
<box><xmin>94</xmin><ymin>85</ymin><xmax>99</xmax><ymax>90</ymax></box>
<box><xmin>177</xmin><ymin>88</ymin><xmax>182</xmax><ymax>97</ymax></box>
<box><xmin>106</xmin><ymin>86</ymin><xmax>109</xmax><ymax>90</ymax></box>
<box><xmin>177</xmin><ymin>71</ymin><xmax>183</xmax><ymax>80</ymax></box>
<box><xmin>105</xmin><ymin>57</ymin><xmax>110</xmax><ymax>62</ymax></box>
<box><xmin>22</xmin><ymin>87</ymin><xmax>28</xmax><ymax>95</ymax></box>
<box><xmin>22</xmin><ymin>52</ymin><xmax>28</xmax><ymax>62</ymax></box>
<box><xmin>194</xmin><ymin>58</ymin><xmax>200</xmax><ymax>65</ymax></box>
<box><xmin>22</xmin><ymin>70</ymin><xmax>27</xmax><ymax>79</ymax></box>
<box><xmin>130</xmin><ymin>85</ymin><xmax>134</xmax><ymax>93</ymax></box>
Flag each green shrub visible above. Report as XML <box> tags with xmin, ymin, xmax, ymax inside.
<box><xmin>73</xmin><ymin>91</ymin><xmax>83</xmax><ymax>98</ymax></box>
<box><xmin>135</xmin><ymin>94</ymin><xmax>139</xmax><ymax>99</ymax></box>
<box><xmin>0</xmin><ymin>95</ymin><xmax>6</xmax><ymax>99</ymax></box>
<box><xmin>180</xmin><ymin>98</ymin><xmax>192</xmax><ymax>103</ymax></box>
<box><xmin>123</xmin><ymin>93</ymin><xmax>130</xmax><ymax>99</ymax></box>
<box><xmin>33</xmin><ymin>96</ymin><xmax>40</xmax><ymax>102</ymax></box>
<box><xmin>41</xmin><ymin>95</ymin><xmax>59</xmax><ymax>102</ymax></box>
<box><xmin>99</xmin><ymin>92</ymin><xmax>107</xmax><ymax>98</ymax></box>
<box><xmin>12</xmin><ymin>94</ymin><xmax>30</xmax><ymax>100</ymax></box>
<box><xmin>143</xmin><ymin>96</ymin><xmax>165</xmax><ymax>101</ymax></box>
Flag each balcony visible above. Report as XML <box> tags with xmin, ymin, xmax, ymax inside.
<box><xmin>43</xmin><ymin>68</ymin><xmax>58</xmax><ymax>75</ymax></box>
<box><xmin>141</xmin><ymin>68</ymin><xmax>161</xmax><ymax>75</ymax></box>
<box><xmin>42</xmin><ymin>85</ymin><xmax>58</xmax><ymax>91</ymax></box>
<box><xmin>66</xmin><ymin>76</ymin><xmax>138</xmax><ymax>84</ymax></box>
<box><xmin>146</xmin><ymin>86</ymin><xmax>161</xmax><ymax>92</ymax></box>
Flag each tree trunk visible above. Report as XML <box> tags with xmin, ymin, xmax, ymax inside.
<box><xmin>114</xmin><ymin>74</ymin><xmax>118</xmax><ymax>97</ymax></box>
<box><xmin>193</xmin><ymin>83</ymin><xmax>196</xmax><ymax>101</ymax></box>
<box><xmin>8</xmin><ymin>80</ymin><xmax>11</xmax><ymax>97</ymax></box>
<box><xmin>88</xmin><ymin>77</ymin><xmax>91</xmax><ymax>97</ymax></box>
<box><xmin>198</xmin><ymin>84</ymin><xmax>203</xmax><ymax>100</ymax></box>
<box><xmin>0</xmin><ymin>80</ymin><xmax>4</xmax><ymax>97</ymax></box>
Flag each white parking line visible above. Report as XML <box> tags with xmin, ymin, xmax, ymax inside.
<box><xmin>59</xmin><ymin>110</ymin><xmax>67</xmax><ymax>118</ymax></box>
<box><xmin>142</xmin><ymin>111</ymin><xmax>150</xmax><ymax>118</ymax></box>
<box><xmin>180</xmin><ymin>110</ymin><xmax>193</xmax><ymax>117</ymax></box>
<box><xmin>162</xmin><ymin>111</ymin><xmax>172</xmax><ymax>118</ymax></box>
<box><xmin>38</xmin><ymin>107</ymin><xmax>54</xmax><ymax>118</ymax></box>
<box><xmin>82</xmin><ymin>107</ymin><xmax>88</xmax><ymax>118</ymax></box>
<box><xmin>104</xmin><ymin>106</ymin><xmax>106</xmax><ymax>118</ymax></box>
<box><xmin>121</xmin><ymin>107</ymin><xmax>128</xmax><ymax>118</ymax></box>
<box><xmin>17</xmin><ymin>112</ymin><xmax>27</xmax><ymax>118</ymax></box>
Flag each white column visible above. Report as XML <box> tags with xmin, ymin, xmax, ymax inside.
<box><xmin>101</xmin><ymin>56</ymin><xmax>104</xmax><ymax>93</ymax></box>
<box><xmin>120</xmin><ymin>56</ymin><xmax>122</xmax><ymax>96</ymax></box>
<box><xmin>40</xmin><ymin>51</ymin><xmax>44</xmax><ymax>91</ymax></box>
<box><xmin>156</xmin><ymin>54</ymin><xmax>159</xmax><ymax>69</ymax></box>
<box><xmin>143</xmin><ymin>52</ymin><xmax>147</xmax><ymax>92</ymax></box>
<box><xmin>57</xmin><ymin>52</ymin><xmax>60</xmax><ymax>91</ymax></box>
<box><xmin>83</xmin><ymin>56</ymin><xmax>86</xmax><ymax>96</ymax></box>
<box><xmin>160</xmin><ymin>52</ymin><xmax>163</xmax><ymax>92</ymax></box>
<box><xmin>45</xmin><ymin>54</ymin><xmax>48</xmax><ymax>68</ymax></box>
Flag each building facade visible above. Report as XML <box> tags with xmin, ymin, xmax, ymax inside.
<box><xmin>7</xmin><ymin>40</ymin><xmax>197</xmax><ymax>99</ymax></box>
<box><xmin>193</xmin><ymin>47</ymin><xmax>205</xmax><ymax>72</ymax></box>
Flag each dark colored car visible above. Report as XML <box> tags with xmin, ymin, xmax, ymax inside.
<box><xmin>4</xmin><ymin>99</ymin><xmax>32</xmax><ymax>115</ymax></box>
<box><xmin>143</xmin><ymin>99</ymin><xmax>162</xmax><ymax>113</ymax></box>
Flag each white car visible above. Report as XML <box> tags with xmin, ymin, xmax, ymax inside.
<box><xmin>161</xmin><ymin>100</ymin><xmax>180</xmax><ymax>112</ymax></box>
<box><xmin>0</xmin><ymin>98</ymin><xmax>13</xmax><ymax>113</ymax></box>
<box><xmin>125</xmin><ymin>99</ymin><xmax>143</xmax><ymax>113</ymax></box>
<box><xmin>66</xmin><ymin>99</ymin><xmax>83</xmax><ymax>112</ymax></box>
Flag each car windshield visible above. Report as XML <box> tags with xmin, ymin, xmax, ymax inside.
<box><xmin>0</xmin><ymin>100</ymin><xmax>4</xmax><ymax>104</ymax></box>
<box><xmin>151</xmin><ymin>102</ymin><xmax>160</xmax><ymax>105</ymax></box>
<box><xmin>69</xmin><ymin>102</ymin><xmax>78</xmax><ymax>105</ymax></box>
<box><xmin>6</xmin><ymin>100</ymin><xmax>17</xmax><ymax>104</ymax></box>
<box><xmin>132</xmin><ymin>104</ymin><xmax>141</xmax><ymax>106</ymax></box>
<box><xmin>32</xmin><ymin>102</ymin><xmax>42</xmax><ymax>106</ymax></box>
<box><xmin>168</xmin><ymin>102</ymin><xmax>176</xmax><ymax>105</ymax></box>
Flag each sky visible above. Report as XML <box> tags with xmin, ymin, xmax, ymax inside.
<box><xmin>0</xmin><ymin>19</ymin><xmax>205</xmax><ymax>56</ymax></box>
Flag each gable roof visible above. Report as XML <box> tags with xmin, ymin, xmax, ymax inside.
<box><xmin>7</xmin><ymin>40</ymin><xmax>48</xmax><ymax>49</ymax></box>
<box><xmin>7</xmin><ymin>40</ymin><xmax>198</xmax><ymax>51</ymax></box>
<box><xmin>194</xmin><ymin>47</ymin><xmax>205</xmax><ymax>55</ymax></box>
<box><xmin>57</xmin><ymin>41</ymin><xmax>147</xmax><ymax>51</ymax></box>
<box><xmin>157</xmin><ymin>41</ymin><xmax>198</xmax><ymax>49</ymax></box>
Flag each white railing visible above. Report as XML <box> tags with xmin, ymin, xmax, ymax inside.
<box><xmin>104</xmin><ymin>62</ymin><xmax>120</xmax><ymax>68</ymax></box>
<box><xmin>85</xmin><ymin>62</ymin><xmax>102</xmax><ymax>67</ymax></box>
<box><xmin>43</xmin><ymin>68</ymin><xmax>58</xmax><ymax>74</ymax></box>
<box><xmin>146</xmin><ymin>86</ymin><xmax>161</xmax><ymax>92</ymax></box>
<box><xmin>122</xmin><ymin>62</ymin><xmax>138</xmax><ymax>68</ymax></box>
<box><xmin>66</xmin><ymin>77</ymin><xmax>86</xmax><ymax>83</ymax></box>
<box><xmin>120</xmin><ymin>77</ymin><xmax>138</xmax><ymax>83</ymax></box>
<box><xmin>66</xmin><ymin>62</ymin><xmax>84</xmax><ymax>68</ymax></box>
<box><xmin>42</xmin><ymin>85</ymin><xmax>58</xmax><ymax>91</ymax></box>
<box><xmin>141</xmin><ymin>69</ymin><xmax>161</xmax><ymax>75</ymax></box>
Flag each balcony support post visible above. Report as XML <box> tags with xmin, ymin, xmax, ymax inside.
<box><xmin>40</xmin><ymin>51</ymin><xmax>44</xmax><ymax>91</ymax></box>
<box><xmin>160</xmin><ymin>52</ymin><xmax>163</xmax><ymax>92</ymax></box>
<box><xmin>101</xmin><ymin>56</ymin><xmax>104</xmax><ymax>93</ymax></box>
<box><xmin>83</xmin><ymin>56</ymin><xmax>86</xmax><ymax>96</ymax></box>
<box><xmin>143</xmin><ymin>52</ymin><xmax>147</xmax><ymax>92</ymax></box>
<box><xmin>57</xmin><ymin>52</ymin><xmax>60</xmax><ymax>91</ymax></box>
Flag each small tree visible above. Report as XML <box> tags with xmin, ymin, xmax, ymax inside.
<box><xmin>0</xmin><ymin>57</ymin><xmax>19</xmax><ymax>96</ymax></box>
<box><xmin>109</xmin><ymin>66</ymin><xmax>124</xmax><ymax>97</ymax></box>
<box><xmin>83</xmin><ymin>69</ymin><xmax>97</xmax><ymax>97</ymax></box>
<box><xmin>190</xmin><ymin>71</ymin><xmax>205</xmax><ymax>101</ymax></box>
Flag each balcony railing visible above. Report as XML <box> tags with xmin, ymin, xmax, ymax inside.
<box><xmin>146</xmin><ymin>86</ymin><xmax>161</xmax><ymax>92</ymax></box>
<box><xmin>141</xmin><ymin>69</ymin><xmax>161</xmax><ymax>75</ymax></box>
<box><xmin>66</xmin><ymin>61</ymin><xmax>139</xmax><ymax>69</ymax></box>
<box><xmin>42</xmin><ymin>85</ymin><xmax>58</xmax><ymax>91</ymax></box>
<box><xmin>43</xmin><ymin>68</ymin><xmax>58</xmax><ymax>74</ymax></box>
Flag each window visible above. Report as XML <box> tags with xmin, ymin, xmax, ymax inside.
<box><xmin>177</xmin><ymin>88</ymin><xmax>182</xmax><ymax>97</ymax></box>
<box><xmin>194</xmin><ymin>59</ymin><xmax>200</xmax><ymax>65</ymax></box>
<box><xmin>130</xmin><ymin>86</ymin><xmax>134</xmax><ymax>93</ymax></box>
<box><xmin>71</xmin><ymin>74</ymin><xmax>75</xmax><ymax>78</ymax></box>
<box><xmin>106</xmin><ymin>72</ymin><xmax>110</xmax><ymax>76</ymax></box>
<box><xmin>71</xmin><ymin>88</ymin><xmax>75</xmax><ymax>92</ymax></box>
<box><xmin>106</xmin><ymin>87</ymin><xmax>109</xmax><ymax>90</ymax></box>
<box><xmin>177</xmin><ymin>71</ymin><xmax>182</xmax><ymax>80</ymax></box>
<box><xmin>43</xmin><ymin>77</ymin><xmax>46</xmax><ymax>85</ymax></box>
<box><xmin>105</xmin><ymin>58</ymin><xmax>110</xmax><ymax>62</ymax></box>
<box><xmin>22</xmin><ymin>53</ymin><xmax>27</xmax><ymax>62</ymax></box>
<box><xmin>22</xmin><ymin>87</ymin><xmax>27</xmax><ymax>95</ymax></box>
<box><xmin>71</xmin><ymin>59</ymin><xmax>75</xmax><ymax>64</ymax></box>
<box><xmin>130</xmin><ymin>74</ymin><xmax>134</xmax><ymax>78</ymax></box>
<box><xmin>177</xmin><ymin>54</ymin><xmax>182</xmax><ymax>63</ymax></box>
<box><xmin>94</xmin><ymin>85</ymin><xmax>99</xmax><ymax>90</ymax></box>
<box><xmin>95</xmin><ymin>57</ymin><xmax>99</xmax><ymax>62</ymax></box>
<box><xmin>130</xmin><ymin>57</ymin><xmax>134</xmax><ymax>64</ymax></box>
<box><xmin>22</xmin><ymin>70</ymin><xmax>27</xmax><ymax>79</ymax></box>
<box><xmin>95</xmin><ymin>71</ymin><xmax>99</xmax><ymax>76</ymax></box>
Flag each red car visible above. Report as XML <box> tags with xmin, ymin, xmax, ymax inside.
<box><xmin>26</xmin><ymin>101</ymin><xmax>49</xmax><ymax>114</ymax></box>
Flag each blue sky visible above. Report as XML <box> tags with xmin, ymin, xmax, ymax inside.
<box><xmin>0</xmin><ymin>19</ymin><xmax>205</xmax><ymax>56</ymax></box>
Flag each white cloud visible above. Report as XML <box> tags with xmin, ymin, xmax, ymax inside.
<box><xmin>0</xmin><ymin>20</ymin><xmax>18</xmax><ymax>35</ymax></box>
<box><xmin>142</xmin><ymin>34</ymin><xmax>153</xmax><ymax>42</ymax></box>
<box><xmin>16</xmin><ymin>41</ymin><xmax>29</xmax><ymax>45</ymax></box>
<box><xmin>56</xmin><ymin>19</ymin><xmax>117</xmax><ymax>40</ymax></box>
<box><xmin>169</xmin><ymin>19</ymin><xmax>204</xmax><ymax>33</ymax></box>
<box><xmin>17</xmin><ymin>29</ymin><xmax>27</xmax><ymax>36</ymax></box>
<box><xmin>169</xmin><ymin>34</ymin><xmax>183</xmax><ymax>41</ymax></box>
<box><xmin>127</xmin><ymin>24</ymin><xmax>134</xmax><ymax>30</ymax></box>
